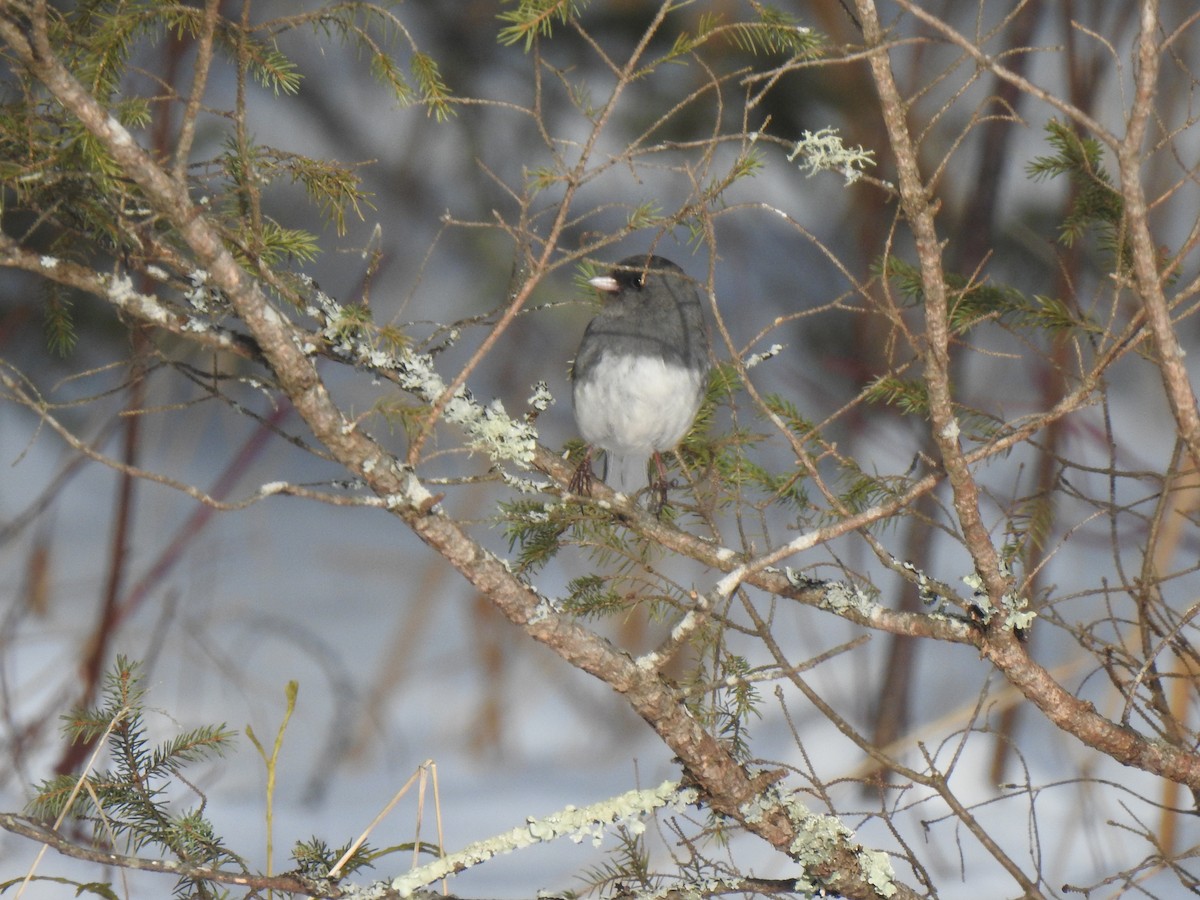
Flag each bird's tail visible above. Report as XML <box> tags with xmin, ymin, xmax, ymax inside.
<box><xmin>604</xmin><ymin>452</ymin><xmax>651</xmax><ymax>497</ymax></box>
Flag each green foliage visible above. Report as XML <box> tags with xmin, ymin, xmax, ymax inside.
<box><xmin>1003</xmin><ymin>492</ymin><xmax>1054</xmax><ymax>558</ymax></box>
<box><xmin>668</xmin><ymin>5</ymin><xmax>825</xmax><ymax>61</ymax></box>
<box><xmin>578</xmin><ymin>825</ymin><xmax>653</xmax><ymax>896</ymax></box>
<box><xmin>497</xmin><ymin>0</ymin><xmax>590</xmax><ymax>50</ymax></box>
<box><xmin>744</xmin><ymin>393</ymin><xmax>815</xmax><ymax>507</ymax></box>
<box><xmin>561</xmin><ymin>574</ymin><xmax>627</xmax><ymax>618</ymax></box>
<box><xmin>676</xmin><ymin>650</ymin><xmax>761</xmax><ymax>765</ymax></box>
<box><xmin>0</xmin><ymin>87</ymin><xmax>151</xmax><ymax>257</ymax></box>
<box><xmin>16</xmin><ymin>659</ymin><xmax>413</xmax><ymax>893</ymax></box>
<box><xmin>254</xmin><ymin>220</ymin><xmax>321</xmax><ymax>264</ymax></box>
<box><xmin>293</xmin><ymin>836</ymin><xmax>376</xmax><ymax>879</ymax></box>
<box><xmin>26</xmin><ymin>657</ymin><xmax>241</xmax><ymax>895</ymax></box>
<box><xmin>328</xmin><ymin>302</ymin><xmax>375</xmax><ymax>343</ymax></box>
<box><xmin>56</xmin><ymin>2</ymin><xmax>299</xmax><ymax>96</ymax></box>
<box><xmin>216</xmin><ymin>138</ymin><xmax>331</xmax><ymax>263</ymax></box>
<box><xmin>677</xmin><ymin>364</ymin><xmax>737</xmax><ymax>471</ymax></box>
<box><xmin>674</xmin><ymin>366</ymin><xmax>814</xmax><ymax>509</ymax></box>
<box><xmin>502</xmin><ymin>498</ymin><xmax>573</xmax><ymax>573</ymax></box>
<box><xmin>760</xmin><ymin>391</ymin><xmax>817</xmax><ymax>445</ymax></box>
<box><xmin>57</xmin><ymin>3</ymin><xmax>196</xmax><ymax>99</ymax></box>
<box><xmin>707</xmin><ymin>654</ymin><xmax>760</xmax><ymax>761</ymax></box>
<box><xmin>249</xmin><ymin>39</ymin><xmax>303</xmax><ymax>96</ymax></box>
<box><xmin>410</xmin><ymin>51</ymin><xmax>454</xmax><ymax>121</ymax></box>
<box><xmin>879</xmin><ymin>254</ymin><xmax>1099</xmax><ymax>337</ymax></box>
<box><xmin>720</xmin><ymin>653</ymin><xmax>760</xmax><ymax>725</ymax></box>
<box><xmin>1007</xmin><ymin>293</ymin><xmax>1100</xmax><ymax>336</ymax></box>
<box><xmin>41</xmin><ymin>1</ymin><xmax>299</xmax><ymax>104</ymax></box>
<box><xmin>947</xmin><ymin>280</ymin><xmax>1031</xmax><ymax>333</ymax></box>
<box><xmin>729</xmin><ymin>147</ymin><xmax>765</xmax><ymax>182</ymax></box>
<box><xmin>877</xmin><ymin>255</ymin><xmax>924</xmax><ymax>307</ymax></box>
<box><xmin>572</xmin><ymin>259</ymin><xmax>603</xmax><ymax>295</ymax></box>
<box><xmin>526</xmin><ymin>165</ymin><xmax>563</xmax><ymax>195</ymax></box>
<box><xmin>863</xmin><ymin>375</ymin><xmax>929</xmax><ymax>418</ymax></box>
<box><xmin>1027</xmin><ymin>119</ymin><xmax>1126</xmax><ymax>264</ymax></box>
<box><xmin>882</xmin><ymin>253</ymin><xmax>1022</xmax><ymax>332</ymax></box>
<box><xmin>500</xmin><ymin>494</ymin><xmax>643</xmax><ymax>578</ymax></box>
<box><xmin>498</xmin><ymin>0</ymin><xmax>823</xmax><ymax>69</ymax></box>
<box><xmin>0</xmin><ymin>0</ymin><xmax>444</xmax><ymax>357</ymax></box>
<box><xmin>280</xmin><ymin>153</ymin><xmax>376</xmax><ymax>237</ymax></box>
<box><xmin>43</xmin><ymin>284</ymin><xmax>78</xmax><ymax>357</ymax></box>
<box><xmin>728</xmin><ymin>3</ymin><xmax>825</xmax><ymax>57</ymax></box>
<box><xmin>627</xmin><ymin>201</ymin><xmax>664</xmax><ymax>232</ymax></box>
<box><xmin>863</xmin><ymin>375</ymin><xmax>1001</xmax><ymax>441</ymax></box>
<box><xmin>301</xmin><ymin>5</ymin><xmax>455</xmax><ymax>115</ymax></box>
<box><xmin>837</xmin><ymin>464</ymin><xmax>912</xmax><ymax>517</ymax></box>
<box><xmin>722</xmin><ymin>448</ymin><xmax>809</xmax><ymax>508</ymax></box>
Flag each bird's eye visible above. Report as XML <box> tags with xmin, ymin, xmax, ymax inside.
<box><xmin>636</xmin><ymin>273</ymin><xmax>646</xmax><ymax>287</ymax></box>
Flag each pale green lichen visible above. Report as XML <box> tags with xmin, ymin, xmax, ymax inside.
<box><xmin>184</xmin><ymin>269</ymin><xmax>220</xmax><ymax>312</ymax></box>
<box><xmin>820</xmin><ymin>581</ymin><xmax>875</xmax><ymax>616</ymax></box>
<box><xmin>963</xmin><ymin>570</ymin><xmax>1037</xmax><ymax>633</ymax></box>
<box><xmin>387</xmin><ymin>346</ymin><xmax>536</xmax><ymax>467</ymax></box>
<box><xmin>304</xmin><ymin>287</ymin><xmax>538</xmax><ymax>469</ymax></box>
<box><xmin>742</xmin><ymin>784</ymin><xmax>896</xmax><ymax>898</ymax></box>
<box><xmin>466</xmin><ymin>398</ymin><xmax>538</xmax><ymax>464</ymax></box>
<box><xmin>633</xmin><ymin>878</ymin><xmax>745</xmax><ymax>900</ymax></box>
<box><xmin>527</xmin><ymin>597</ymin><xmax>558</xmax><ymax>623</ymax></box>
<box><xmin>745</xmin><ymin>344</ymin><xmax>783</xmax><ymax>369</ymax></box>
<box><xmin>1005</xmin><ymin>607</ymin><xmax>1037</xmax><ymax>631</ymax></box>
<box><xmin>527</xmin><ymin>380</ymin><xmax>553</xmax><ymax>412</ymax></box>
<box><xmin>499</xmin><ymin>469</ymin><xmax>549</xmax><ymax>493</ymax></box>
<box><xmin>788</xmin><ymin>127</ymin><xmax>876</xmax><ymax>185</ymax></box>
<box><xmin>1001</xmin><ymin>585</ymin><xmax>1037</xmax><ymax>631</ymax></box>
<box><xmin>788</xmin><ymin>811</ymin><xmax>852</xmax><ymax>873</ymax></box>
<box><xmin>962</xmin><ymin>571</ymin><xmax>994</xmax><ymax>618</ymax></box>
<box><xmin>388</xmin><ymin>781</ymin><xmax>696</xmax><ymax>897</ymax></box>
<box><xmin>857</xmin><ymin>847</ymin><xmax>898</xmax><ymax>898</ymax></box>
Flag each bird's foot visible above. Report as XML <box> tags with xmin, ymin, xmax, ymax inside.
<box><xmin>649</xmin><ymin>451</ymin><xmax>674</xmax><ymax>516</ymax></box>
<box><xmin>649</xmin><ymin>479</ymin><xmax>669</xmax><ymax>517</ymax></box>
<box><xmin>569</xmin><ymin>451</ymin><xmax>595</xmax><ymax>496</ymax></box>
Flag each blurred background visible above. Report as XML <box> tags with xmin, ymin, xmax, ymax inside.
<box><xmin>2</xmin><ymin>1</ymin><xmax>1200</xmax><ymax>896</ymax></box>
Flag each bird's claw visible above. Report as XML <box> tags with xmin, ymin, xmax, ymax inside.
<box><xmin>569</xmin><ymin>454</ymin><xmax>595</xmax><ymax>496</ymax></box>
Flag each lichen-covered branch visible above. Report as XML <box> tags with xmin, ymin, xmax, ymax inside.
<box><xmin>0</xmin><ymin>813</ymin><xmax>332</xmax><ymax>897</ymax></box>
<box><xmin>0</xmin><ymin>9</ymin><xmax>911</xmax><ymax>898</ymax></box>
<box><xmin>850</xmin><ymin>0</ymin><xmax>1200</xmax><ymax>792</ymax></box>
<box><xmin>1117</xmin><ymin>0</ymin><xmax>1200</xmax><ymax>473</ymax></box>
<box><xmin>852</xmin><ymin>0</ymin><xmax>1007</xmax><ymax>600</ymax></box>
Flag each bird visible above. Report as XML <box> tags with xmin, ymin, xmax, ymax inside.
<box><xmin>570</xmin><ymin>254</ymin><xmax>709</xmax><ymax>508</ymax></box>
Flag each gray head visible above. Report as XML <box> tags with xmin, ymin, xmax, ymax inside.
<box><xmin>581</xmin><ymin>255</ymin><xmax>708</xmax><ymax>373</ymax></box>
<box><xmin>588</xmin><ymin>255</ymin><xmax>687</xmax><ymax>295</ymax></box>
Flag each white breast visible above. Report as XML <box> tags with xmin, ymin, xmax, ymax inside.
<box><xmin>573</xmin><ymin>353</ymin><xmax>705</xmax><ymax>456</ymax></box>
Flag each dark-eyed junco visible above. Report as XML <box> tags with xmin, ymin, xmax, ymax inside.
<box><xmin>570</xmin><ymin>255</ymin><xmax>709</xmax><ymax>506</ymax></box>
